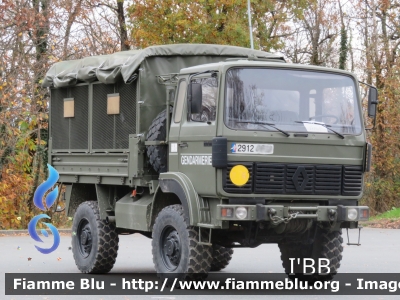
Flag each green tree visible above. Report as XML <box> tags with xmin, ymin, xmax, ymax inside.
<box><xmin>128</xmin><ymin>0</ymin><xmax>307</xmax><ymax>50</ymax></box>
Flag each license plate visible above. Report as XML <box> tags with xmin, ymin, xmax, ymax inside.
<box><xmin>231</xmin><ymin>143</ymin><xmax>274</xmax><ymax>154</ymax></box>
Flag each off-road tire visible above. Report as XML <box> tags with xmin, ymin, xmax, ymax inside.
<box><xmin>278</xmin><ymin>229</ymin><xmax>343</xmax><ymax>281</ymax></box>
<box><xmin>146</xmin><ymin>109</ymin><xmax>169</xmax><ymax>173</ymax></box>
<box><xmin>152</xmin><ymin>204</ymin><xmax>213</xmax><ymax>280</ymax></box>
<box><xmin>210</xmin><ymin>245</ymin><xmax>234</xmax><ymax>271</ymax></box>
<box><xmin>71</xmin><ymin>201</ymin><xmax>119</xmax><ymax>273</ymax></box>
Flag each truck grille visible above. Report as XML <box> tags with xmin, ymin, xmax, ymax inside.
<box><xmin>223</xmin><ymin>163</ymin><xmax>253</xmax><ymax>193</ymax></box>
<box><xmin>342</xmin><ymin>166</ymin><xmax>364</xmax><ymax>196</ymax></box>
<box><xmin>223</xmin><ymin>163</ymin><xmax>362</xmax><ymax>196</ymax></box>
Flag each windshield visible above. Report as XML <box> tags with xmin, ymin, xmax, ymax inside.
<box><xmin>224</xmin><ymin>68</ymin><xmax>362</xmax><ymax>135</ymax></box>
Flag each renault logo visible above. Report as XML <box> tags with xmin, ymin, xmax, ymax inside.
<box><xmin>292</xmin><ymin>166</ymin><xmax>309</xmax><ymax>191</ymax></box>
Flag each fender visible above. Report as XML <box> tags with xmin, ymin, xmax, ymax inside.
<box><xmin>65</xmin><ymin>183</ymin><xmax>97</xmax><ymax>217</ymax></box>
<box><xmin>158</xmin><ymin>172</ymin><xmax>201</xmax><ymax>226</ymax></box>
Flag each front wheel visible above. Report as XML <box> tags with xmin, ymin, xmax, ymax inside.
<box><xmin>211</xmin><ymin>244</ymin><xmax>234</xmax><ymax>271</ymax></box>
<box><xmin>152</xmin><ymin>204</ymin><xmax>213</xmax><ymax>280</ymax></box>
<box><xmin>278</xmin><ymin>228</ymin><xmax>343</xmax><ymax>281</ymax></box>
<box><xmin>71</xmin><ymin>201</ymin><xmax>119</xmax><ymax>273</ymax></box>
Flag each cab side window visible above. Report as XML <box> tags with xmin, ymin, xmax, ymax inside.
<box><xmin>190</xmin><ymin>77</ymin><xmax>218</xmax><ymax>122</ymax></box>
<box><xmin>174</xmin><ymin>80</ymin><xmax>187</xmax><ymax>123</ymax></box>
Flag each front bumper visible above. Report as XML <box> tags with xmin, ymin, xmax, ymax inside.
<box><xmin>216</xmin><ymin>204</ymin><xmax>369</xmax><ymax>222</ymax></box>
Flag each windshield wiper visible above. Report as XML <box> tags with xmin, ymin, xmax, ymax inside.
<box><xmin>237</xmin><ymin>121</ymin><xmax>290</xmax><ymax>137</ymax></box>
<box><xmin>295</xmin><ymin>121</ymin><xmax>344</xmax><ymax>139</ymax></box>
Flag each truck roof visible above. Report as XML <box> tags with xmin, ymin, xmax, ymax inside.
<box><xmin>43</xmin><ymin>44</ymin><xmax>284</xmax><ymax>88</ymax></box>
<box><xmin>180</xmin><ymin>59</ymin><xmax>358</xmax><ymax>78</ymax></box>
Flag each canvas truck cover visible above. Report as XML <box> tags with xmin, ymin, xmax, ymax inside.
<box><xmin>45</xmin><ymin>44</ymin><xmax>285</xmax><ymax>136</ymax></box>
<box><xmin>42</xmin><ymin>44</ymin><xmax>284</xmax><ymax>88</ymax></box>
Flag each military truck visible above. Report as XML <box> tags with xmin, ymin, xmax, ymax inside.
<box><xmin>43</xmin><ymin>44</ymin><xmax>376</xmax><ymax>280</ymax></box>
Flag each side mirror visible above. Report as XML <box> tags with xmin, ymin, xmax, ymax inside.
<box><xmin>189</xmin><ymin>83</ymin><xmax>202</xmax><ymax>114</ymax></box>
<box><xmin>368</xmin><ymin>87</ymin><xmax>378</xmax><ymax>117</ymax></box>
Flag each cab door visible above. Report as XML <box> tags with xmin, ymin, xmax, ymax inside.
<box><xmin>177</xmin><ymin>76</ymin><xmax>218</xmax><ymax>196</ymax></box>
<box><xmin>169</xmin><ymin>79</ymin><xmax>187</xmax><ymax>172</ymax></box>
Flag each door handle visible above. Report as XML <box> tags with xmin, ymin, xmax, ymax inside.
<box><xmin>179</xmin><ymin>142</ymin><xmax>188</xmax><ymax>148</ymax></box>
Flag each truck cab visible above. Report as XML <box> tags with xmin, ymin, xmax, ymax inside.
<box><xmin>44</xmin><ymin>44</ymin><xmax>377</xmax><ymax>281</ymax></box>
<box><xmin>170</xmin><ymin>60</ymin><xmax>369</xmax><ymax>226</ymax></box>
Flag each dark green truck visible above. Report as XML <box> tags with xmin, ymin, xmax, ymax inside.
<box><xmin>43</xmin><ymin>44</ymin><xmax>376</xmax><ymax>280</ymax></box>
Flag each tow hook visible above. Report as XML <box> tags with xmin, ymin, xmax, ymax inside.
<box><xmin>268</xmin><ymin>208</ymin><xmax>298</xmax><ymax>225</ymax></box>
<box><xmin>346</xmin><ymin>226</ymin><xmax>362</xmax><ymax>246</ymax></box>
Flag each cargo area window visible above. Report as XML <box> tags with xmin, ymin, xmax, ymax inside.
<box><xmin>107</xmin><ymin>93</ymin><xmax>120</xmax><ymax>115</ymax></box>
<box><xmin>63</xmin><ymin>98</ymin><xmax>74</xmax><ymax>118</ymax></box>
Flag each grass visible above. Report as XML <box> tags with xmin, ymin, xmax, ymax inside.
<box><xmin>370</xmin><ymin>207</ymin><xmax>400</xmax><ymax>220</ymax></box>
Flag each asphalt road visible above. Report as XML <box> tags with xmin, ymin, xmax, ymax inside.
<box><xmin>1</xmin><ymin>227</ymin><xmax>399</xmax><ymax>300</ymax></box>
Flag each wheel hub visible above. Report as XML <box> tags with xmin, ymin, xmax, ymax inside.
<box><xmin>77</xmin><ymin>219</ymin><xmax>92</xmax><ymax>258</ymax></box>
<box><xmin>160</xmin><ymin>227</ymin><xmax>181</xmax><ymax>270</ymax></box>
<box><xmin>81</xmin><ymin>231</ymin><xmax>88</xmax><ymax>244</ymax></box>
<box><xmin>165</xmin><ymin>240</ymin><xmax>174</xmax><ymax>255</ymax></box>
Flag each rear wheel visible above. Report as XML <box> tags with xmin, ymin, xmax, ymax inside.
<box><xmin>278</xmin><ymin>228</ymin><xmax>343</xmax><ymax>281</ymax></box>
<box><xmin>71</xmin><ymin>201</ymin><xmax>119</xmax><ymax>273</ymax></box>
<box><xmin>152</xmin><ymin>204</ymin><xmax>213</xmax><ymax>280</ymax></box>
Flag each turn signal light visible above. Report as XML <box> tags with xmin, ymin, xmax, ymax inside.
<box><xmin>361</xmin><ymin>209</ymin><xmax>369</xmax><ymax>220</ymax></box>
<box><xmin>221</xmin><ymin>208</ymin><xmax>233</xmax><ymax>218</ymax></box>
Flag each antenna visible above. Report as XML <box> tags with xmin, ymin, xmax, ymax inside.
<box><xmin>247</xmin><ymin>0</ymin><xmax>254</xmax><ymax>49</ymax></box>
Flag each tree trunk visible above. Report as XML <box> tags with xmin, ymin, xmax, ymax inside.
<box><xmin>28</xmin><ymin>0</ymin><xmax>50</xmax><ymax>211</ymax></box>
<box><xmin>117</xmin><ymin>0</ymin><xmax>129</xmax><ymax>50</ymax></box>
<box><xmin>338</xmin><ymin>1</ymin><xmax>347</xmax><ymax>70</ymax></box>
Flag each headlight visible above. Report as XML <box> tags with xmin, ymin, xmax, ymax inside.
<box><xmin>337</xmin><ymin>206</ymin><xmax>369</xmax><ymax>221</ymax></box>
<box><xmin>347</xmin><ymin>208</ymin><xmax>358</xmax><ymax>221</ymax></box>
<box><xmin>235</xmin><ymin>207</ymin><xmax>248</xmax><ymax>219</ymax></box>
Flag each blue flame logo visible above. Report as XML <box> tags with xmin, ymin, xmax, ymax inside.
<box><xmin>28</xmin><ymin>164</ymin><xmax>61</xmax><ymax>254</ymax></box>
<box><xmin>33</xmin><ymin>164</ymin><xmax>59</xmax><ymax>210</ymax></box>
